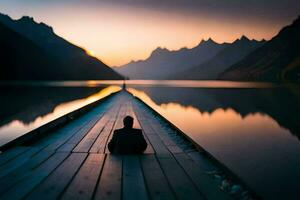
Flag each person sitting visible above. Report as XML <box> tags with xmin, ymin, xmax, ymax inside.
<box><xmin>108</xmin><ymin>116</ymin><xmax>147</xmax><ymax>154</ymax></box>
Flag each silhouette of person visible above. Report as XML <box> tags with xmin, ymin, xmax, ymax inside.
<box><xmin>108</xmin><ymin>116</ymin><xmax>147</xmax><ymax>154</ymax></box>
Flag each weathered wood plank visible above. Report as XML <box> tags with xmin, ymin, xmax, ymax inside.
<box><xmin>0</xmin><ymin>150</ymin><xmax>54</xmax><ymax>193</ymax></box>
<box><xmin>61</xmin><ymin>154</ymin><xmax>105</xmax><ymax>200</ymax></box>
<box><xmin>24</xmin><ymin>153</ymin><xmax>87</xmax><ymax>200</ymax></box>
<box><xmin>90</xmin><ymin>106</ymin><xmax>121</xmax><ymax>153</ymax></box>
<box><xmin>40</xmin><ymin>124</ymin><xmax>88</xmax><ymax>151</ymax></box>
<box><xmin>0</xmin><ymin>147</ymin><xmax>29</xmax><ymax>166</ymax></box>
<box><xmin>146</xmin><ymin>134</ymin><xmax>171</xmax><ymax>155</ymax></box>
<box><xmin>94</xmin><ymin>155</ymin><xmax>122</xmax><ymax>200</ymax></box>
<box><xmin>57</xmin><ymin>119</ymin><xmax>99</xmax><ymax>152</ymax></box>
<box><xmin>90</xmin><ymin>121</ymin><xmax>115</xmax><ymax>153</ymax></box>
<box><xmin>165</xmin><ymin>145</ymin><xmax>184</xmax><ymax>154</ymax></box>
<box><xmin>133</xmin><ymin>104</ymin><xmax>171</xmax><ymax>155</ymax></box>
<box><xmin>123</xmin><ymin>155</ymin><xmax>149</xmax><ymax>200</ymax></box>
<box><xmin>0</xmin><ymin>147</ymin><xmax>40</xmax><ymax>178</ymax></box>
<box><xmin>73</xmin><ymin>116</ymin><xmax>109</xmax><ymax>152</ymax></box>
<box><xmin>157</xmin><ymin>154</ymin><xmax>204</xmax><ymax>200</ymax></box>
<box><xmin>187</xmin><ymin>151</ymin><xmax>219</xmax><ymax>172</ymax></box>
<box><xmin>0</xmin><ymin>152</ymin><xmax>69</xmax><ymax>200</ymax></box>
<box><xmin>174</xmin><ymin>153</ymin><xmax>232</xmax><ymax>200</ymax></box>
<box><xmin>140</xmin><ymin>155</ymin><xmax>176</xmax><ymax>200</ymax></box>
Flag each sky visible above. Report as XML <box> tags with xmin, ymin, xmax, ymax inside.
<box><xmin>0</xmin><ymin>0</ymin><xmax>299</xmax><ymax>66</ymax></box>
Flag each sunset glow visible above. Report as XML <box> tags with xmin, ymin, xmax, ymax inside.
<box><xmin>0</xmin><ymin>0</ymin><xmax>299</xmax><ymax>66</ymax></box>
<box><xmin>86</xmin><ymin>49</ymin><xmax>96</xmax><ymax>57</ymax></box>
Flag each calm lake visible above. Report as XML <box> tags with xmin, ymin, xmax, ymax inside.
<box><xmin>0</xmin><ymin>80</ymin><xmax>300</xmax><ymax>199</ymax></box>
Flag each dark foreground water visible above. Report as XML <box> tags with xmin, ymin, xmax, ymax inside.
<box><xmin>0</xmin><ymin>81</ymin><xmax>300</xmax><ymax>199</ymax></box>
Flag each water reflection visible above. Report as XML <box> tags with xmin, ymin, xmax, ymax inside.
<box><xmin>0</xmin><ymin>80</ymin><xmax>276</xmax><ymax>88</ymax></box>
<box><xmin>130</xmin><ymin>87</ymin><xmax>300</xmax><ymax>140</ymax></box>
<box><xmin>128</xmin><ymin>87</ymin><xmax>300</xmax><ymax>199</ymax></box>
<box><xmin>0</xmin><ymin>86</ymin><xmax>121</xmax><ymax>146</ymax></box>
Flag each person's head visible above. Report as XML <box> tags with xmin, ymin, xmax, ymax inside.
<box><xmin>123</xmin><ymin>116</ymin><xmax>134</xmax><ymax>128</ymax></box>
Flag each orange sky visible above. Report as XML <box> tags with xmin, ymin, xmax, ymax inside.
<box><xmin>0</xmin><ymin>1</ymin><xmax>298</xmax><ymax>66</ymax></box>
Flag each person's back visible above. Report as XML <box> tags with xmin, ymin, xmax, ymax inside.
<box><xmin>108</xmin><ymin>116</ymin><xmax>147</xmax><ymax>154</ymax></box>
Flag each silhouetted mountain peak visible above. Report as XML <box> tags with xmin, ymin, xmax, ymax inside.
<box><xmin>233</xmin><ymin>35</ymin><xmax>250</xmax><ymax>44</ymax></box>
<box><xmin>0</xmin><ymin>13</ymin><xmax>10</xmax><ymax>20</ymax></box>
<box><xmin>19</xmin><ymin>16</ymin><xmax>34</xmax><ymax>22</ymax></box>
<box><xmin>0</xmin><ymin>13</ymin><xmax>55</xmax><ymax>34</ymax></box>
<box><xmin>199</xmin><ymin>38</ymin><xmax>217</xmax><ymax>45</ymax></box>
<box><xmin>240</xmin><ymin>35</ymin><xmax>250</xmax><ymax>42</ymax></box>
<box><xmin>206</xmin><ymin>38</ymin><xmax>215</xmax><ymax>43</ymax></box>
<box><xmin>18</xmin><ymin>16</ymin><xmax>54</xmax><ymax>33</ymax></box>
<box><xmin>151</xmin><ymin>47</ymin><xmax>170</xmax><ymax>56</ymax></box>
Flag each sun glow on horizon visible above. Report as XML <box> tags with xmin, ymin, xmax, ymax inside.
<box><xmin>86</xmin><ymin>49</ymin><xmax>96</xmax><ymax>57</ymax></box>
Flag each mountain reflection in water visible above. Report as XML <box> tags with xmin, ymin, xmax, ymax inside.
<box><xmin>128</xmin><ymin>86</ymin><xmax>300</xmax><ymax>200</ymax></box>
<box><xmin>0</xmin><ymin>86</ymin><xmax>121</xmax><ymax>146</ymax></box>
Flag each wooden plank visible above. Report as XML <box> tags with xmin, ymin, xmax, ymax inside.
<box><xmin>140</xmin><ymin>155</ymin><xmax>176</xmax><ymax>200</ymax></box>
<box><xmin>24</xmin><ymin>153</ymin><xmax>87</xmax><ymax>200</ymax></box>
<box><xmin>57</xmin><ymin>119</ymin><xmax>99</xmax><ymax>152</ymax></box>
<box><xmin>73</xmin><ymin>116</ymin><xmax>109</xmax><ymax>152</ymax></box>
<box><xmin>174</xmin><ymin>153</ymin><xmax>232</xmax><ymax>200</ymax></box>
<box><xmin>158</xmin><ymin>135</ymin><xmax>178</xmax><ymax>147</ymax></box>
<box><xmin>34</xmin><ymin>113</ymin><xmax>100</xmax><ymax>151</ymax></box>
<box><xmin>0</xmin><ymin>150</ymin><xmax>54</xmax><ymax>193</ymax></box>
<box><xmin>61</xmin><ymin>154</ymin><xmax>105</xmax><ymax>200</ymax></box>
<box><xmin>41</xmin><ymin>123</ymin><xmax>88</xmax><ymax>151</ymax></box>
<box><xmin>1</xmin><ymin>152</ymin><xmax>69</xmax><ymax>200</ymax></box>
<box><xmin>89</xmin><ymin>121</ymin><xmax>115</xmax><ymax>153</ymax></box>
<box><xmin>90</xmin><ymin>105</ymin><xmax>120</xmax><ymax>153</ymax></box>
<box><xmin>135</xmin><ymin>99</ymin><xmax>193</xmax><ymax>155</ymax></box>
<box><xmin>187</xmin><ymin>151</ymin><xmax>219</xmax><ymax>172</ymax></box>
<box><xmin>123</xmin><ymin>155</ymin><xmax>149</xmax><ymax>200</ymax></box>
<box><xmin>133</xmin><ymin>104</ymin><xmax>171</xmax><ymax>155</ymax></box>
<box><xmin>34</xmin><ymin>116</ymin><xmax>89</xmax><ymax>150</ymax></box>
<box><xmin>0</xmin><ymin>147</ymin><xmax>40</xmax><ymax>178</ymax></box>
<box><xmin>146</xmin><ymin>134</ymin><xmax>171</xmax><ymax>155</ymax></box>
<box><xmin>157</xmin><ymin>154</ymin><xmax>204</xmax><ymax>200</ymax></box>
<box><xmin>166</xmin><ymin>145</ymin><xmax>184</xmax><ymax>154</ymax></box>
<box><xmin>0</xmin><ymin>147</ymin><xmax>29</xmax><ymax>166</ymax></box>
<box><xmin>94</xmin><ymin>155</ymin><xmax>122</xmax><ymax>200</ymax></box>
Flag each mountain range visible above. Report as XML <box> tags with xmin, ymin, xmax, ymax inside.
<box><xmin>116</xmin><ymin>16</ymin><xmax>300</xmax><ymax>82</ymax></box>
<box><xmin>0</xmin><ymin>13</ymin><xmax>122</xmax><ymax>80</ymax></box>
<box><xmin>115</xmin><ymin>37</ymin><xmax>265</xmax><ymax>80</ymax></box>
<box><xmin>1</xmin><ymin>12</ymin><xmax>299</xmax><ymax>82</ymax></box>
<box><xmin>169</xmin><ymin>36</ymin><xmax>265</xmax><ymax>79</ymax></box>
<box><xmin>220</xmin><ymin>16</ymin><xmax>300</xmax><ymax>82</ymax></box>
<box><xmin>115</xmin><ymin>38</ymin><xmax>226</xmax><ymax>79</ymax></box>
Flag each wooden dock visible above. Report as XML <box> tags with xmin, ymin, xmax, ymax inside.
<box><xmin>0</xmin><ymin>90</ymin><xmax>253</xmax><ymax>200</ymax></box>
